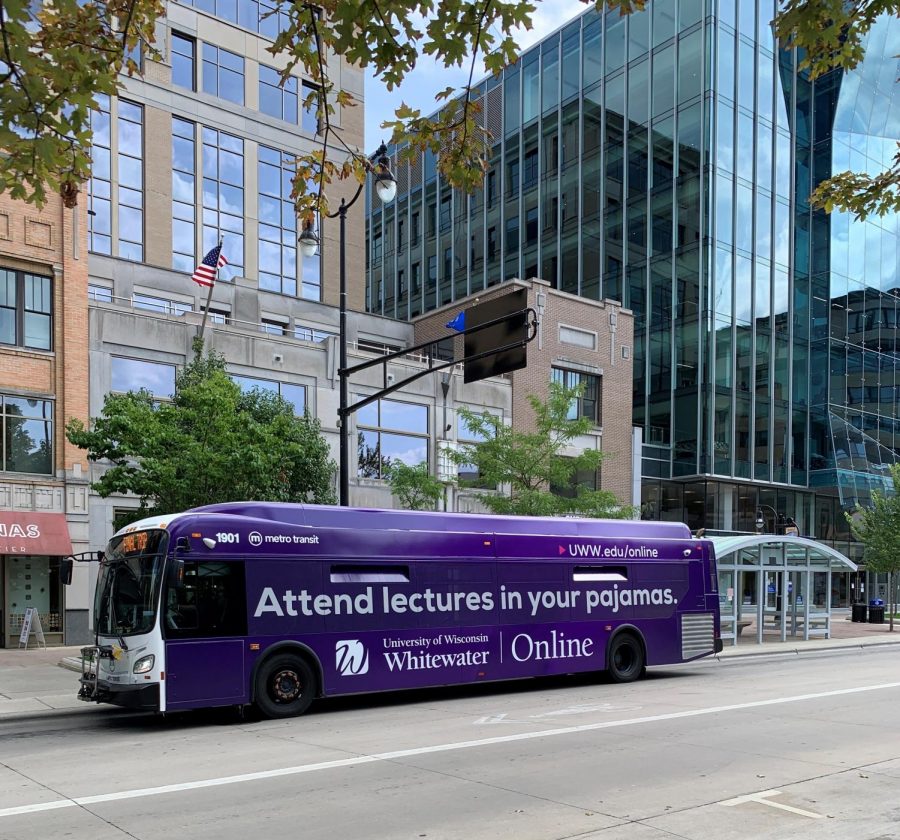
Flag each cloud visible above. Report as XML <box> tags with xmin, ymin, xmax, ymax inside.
<box><xmin>364</xmin><ymin>0</ymin><xmax>588</xmax><ymax>148</ymax></box>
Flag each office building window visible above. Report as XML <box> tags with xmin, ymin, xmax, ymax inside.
<box><xmin>0</xmin><ymin>269</ymin><xmax>52</xmax><ymax>351</ymax></box>
<box><xmin>202</xmin><ymin>306</ymin><xmax>230</xmax><ymax>324</ymax></box>
<box><xmin>202</xmin><ymin>128</ymin><xmax>244</xmax><ymax>276</ymax></box>
<box><xmin>260</xmin><ymin>318</ymin><xmax>286</xmax><ymax>335</ymax></box>
<box><xmin>258</xmin><ymin>145</ymin><xmax>299</xmax><ymax>296</ymax></box>
<box><xmin>231</xmin><ymin>374</ymin><xmax>306</xmax><ymax>415</ymax></box>
<box><xmin>551</xmin><ymin>367</ymin><xmax>600</xmax><ymax>423</ymax></box>
<box><xmin>172</xmin><ymin>117</ymin><xmax>197</xmax><ymax>273</ymax></box>
<box><xmin>88</xmin><ymin>94</ymin><xmax>112</xmax><ymax>255</ymax></box>
<box><xmin>301</xmin><ymin>82</ymin><xmax>320</xmax><ymax>133</ymax></box>
<box><xmin>171</xmin><ymin>32</ymin><xmax>196</xmax><ymax>90</ymax></box>
<box><xmin>133</xmin><ymin>293</ymin><xmax>191</xmax><ymax>317</ymax></box>
<box><xmin>259</xmin><ymin>65</ymin><xmax>298</xmax><ymax>123</ymax></box>
<box><xmin>295</xmin><ymin>324</ymin><xmax>336</xmax><ymax>343</ymax></box>
<box><xmin>202</xmin><ymin>44</ymin><xmax>244</xmax><ymax>105</ymax></box>
<box><xmin>117</xmin><ymin>100</ymin><xmax>144</xmax><ymax>262</ymax></box>
<box><xmin>111</xmin><ymin>357</ymin><xmax>176</xmax><ymax>398</ymax></box>
<box><xmin>88</xmin><ymin>284</ymin><xmax>113</xmax><ymax>303</ymax></box>
<box><xmin>180</xmin><ymin>0</ymin><xmax>289</xmax><ymax>41</ymax></box>
<box><xmin>2</xmin><ymin>395</ymin><xmax>53</xmax><ymax>474</ymax></box>
<box><xmin>456</xmin><ymin>409</ymin><xmax>497</xmax><ymax>489</ymax></box>
<box><xmin>357</xmin><ymin>398</ymin><xmax>429</xmax><ymax>479</ymax></box>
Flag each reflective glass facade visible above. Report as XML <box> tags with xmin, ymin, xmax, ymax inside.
<box><xmin>365</xmin><ymin>2</ymin><xmax>900</xmax><ymax>561</ymax></box>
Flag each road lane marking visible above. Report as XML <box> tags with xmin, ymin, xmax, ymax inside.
<box><xmin>2</xmin><ymin>680</ymin><xmax>899</xmax><ymax>820</ymax></box>
<box><xmin>721</xmin><ymin>789</ymin><xmax>824</xmax><ymax>819</ymax></box>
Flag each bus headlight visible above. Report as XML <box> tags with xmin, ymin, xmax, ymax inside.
<box><xmin>133</xmin><ymin>655</ymin><xmax>155</xmax><ymax>674</ymax></box>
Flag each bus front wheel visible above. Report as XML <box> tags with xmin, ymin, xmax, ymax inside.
<box><xmin>255</xmin><ymin>654</ymin><xmax>316</xmax><ymax>718</ymax></box>
<box><xmin>606</xmin><ymin>633</ymin><xmax>645</xmax><ymax>683</ymax></box>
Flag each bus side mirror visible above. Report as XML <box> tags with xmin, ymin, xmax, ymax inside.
<box><xmin>168</xmin><ymin>558</ymin><xmax>186</xmax><ymax>590</ymax></box>
<box><xmin>60</xmin><ymin>558</ymin><xmax>74</xmax><ymax>586</ymax></box>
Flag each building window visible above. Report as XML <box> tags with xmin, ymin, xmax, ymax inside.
<box><xmin>88</xmin><ymin>284</ymin><xmax>113</xmax><ymax>303</ymax></box>
<box><xmin>117</xmin><ymin>100</ymin><xmax>144</xmax><ymax>262</ymax></box>
<box><xmin>301</xmin><ymin>81</ymin><xmax>320</xmax><ymax>133</ymax></box>
<box><xmin>231</xmin><ymin>374</ymin><xmax>306</xmax><ymax>415</ymax></box>
<box><xmin>201</xmin><ymin>306</ymin><xmax>230</xmax><ymax>324</ymax></box>
<box><xmin>133</xmin><ymin>293</ymin><xmax>191</xmax><ymax>317</ymax></box>
<box><xmin>202</xmin><ymin>44</ymin><xmax>244</xmax><ymax>105</ymax></box>
<box><xmin>550</xmin><ymin>462</ymin><xmax>598</xmax><ymax>499</ymax></box>
<box><xmin>357</xmin><ymin>398</ymin><xmax>429</xmax><ymax>479</ymax></box>
<box><xmin>179</xmin><ymin>0</ymin><xmax>289</xmax><ymax>42</ymax></box>
<box><xmin>258</xmin><ymin>145</ymin><xmax>304</xmax><ymax>297</ymax></box>
<box><xmin>259</xmin><ymin>65</ymin><xmax>298</xmax><ymax>123</ymax></box>
<box><xmin>88</xmin><ymin>94</ymin><xmax>112</xmax><ymax>255</ymax></box>
<box><xmin>294</xmin><ymin>324</ymin><xmax>336</xmax><ymax>343</ymax></box>
<box><xmin>202</xmin><ymin>128</ymin><xmax>244</xmax><ymax>277</ymax></box>
<box><xmin>1</xmin><ymin>395</ymin><xmax>53</xmax><ymax>474</ymax></box>
<box><xmin>171</xmin><ymin>32</ymin><xmax>196</xmax><ymax>90</ymax></box>
<box><xmin>172</xmin><ymin>117</ymin><xmax>197</xmax><ymax>273</ymax></box>
<box><xmin>0</xmin><ymin>268</ymin><xmax>52</xmax><ymax>351</ymax></box>
<box><xmin>411</xmin><ymin>211</ymin><xmax>420</xmax><ymax>240</ymax></box>
<box><xmin>551</xmin><ymin>367</ymin><xmax>600</xmax><ymax>423</ymax></box>
<box><xmin>456</xmin><ymin>409</ymin><xmax>497</xmax><ymax>489</ymax></box>
<box><xmin>260</xmin><ymin>318</ymin><xmax>286</xmax><ymax>335</ymax></box>
<box><xmin>111</xmin><ymin>357</ymin><xmax>176</xmax><ymax>398</ymax></box>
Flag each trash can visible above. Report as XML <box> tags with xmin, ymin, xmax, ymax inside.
<box><xmin>851</xmin><ymin>603</ymin><xmax>868</xmax><ymax>623</ymax></box>
<box><xmin>869</xmin><ymin>599</ymin><xmax>885</xmax><ymax>624</ymax></box>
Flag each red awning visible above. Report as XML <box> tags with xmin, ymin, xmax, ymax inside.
<box><xmin>0</xmin><ymin>511</ymin><xmax>73</xmax><ymax>556</ymax></box>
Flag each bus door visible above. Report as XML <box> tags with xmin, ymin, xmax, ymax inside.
<box><xmin>163</xmin><ymin>559</ymin><xmax>248</xmax><ymax>708</ymax></box>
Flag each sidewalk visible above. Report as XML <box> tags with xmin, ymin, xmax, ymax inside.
<box><xmin>1</xmin><ymin>623</ymin><xmax>899</xmax><ymax>718</ymax></box>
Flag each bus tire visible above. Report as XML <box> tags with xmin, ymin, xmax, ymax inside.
<box><xmin>606</xmin><ymin>632</ymin><xmax>645</xmax><ymax>683</ymax></box>
<box><xmin>254</xmin><ymin>654</ymin><xmax>316</xmax><ymax>719</ymax></box>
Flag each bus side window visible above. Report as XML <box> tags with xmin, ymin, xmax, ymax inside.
<box><xmin>165</xmin><ymin>561</ymin><xmax>247</xmax><ymax>639</ymax></box>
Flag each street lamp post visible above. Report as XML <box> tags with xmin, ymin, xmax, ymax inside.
<box><xmin>299</xmin><ymin>143</ymin><xmax>396</xmax><ymax>506</ymax></box>
<box><xmin>755</xmin><ymin>504</ymin><xmax>782</xmax><ymax>534</ymax></box>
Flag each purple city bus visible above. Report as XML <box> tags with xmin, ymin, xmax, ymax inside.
<box><xmin>75</xmin><ymin>503</ymin><xmax>722</xmax><ymax>718</ymax></box>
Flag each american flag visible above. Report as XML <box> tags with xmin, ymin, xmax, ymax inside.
<box><xmin>191</xmin><ymin>243</ymin><xmax>228</xmax><ymax>287</ymax></box>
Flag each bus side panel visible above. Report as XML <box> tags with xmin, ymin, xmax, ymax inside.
<box><xmin>165</xmin><ymin>639</ymin><xmax>247</xmax><ymax>709</ymax></box>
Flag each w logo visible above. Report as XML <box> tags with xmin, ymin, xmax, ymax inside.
<box><xmin>336</xmin><ymin>640</ymin><xmax>369</xmax><ymax>676</ymax></box>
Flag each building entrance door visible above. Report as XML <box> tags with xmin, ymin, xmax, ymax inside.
<box><xmin>762</xmin><ymin>568</ymin><xmax>787</xmax><ymax>642</ymax></box>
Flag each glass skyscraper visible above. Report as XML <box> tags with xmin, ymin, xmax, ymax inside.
<box><xmin>365</xmin><ymin>1</ymin><xmax>900</xmax><ymax>564</ymax></box>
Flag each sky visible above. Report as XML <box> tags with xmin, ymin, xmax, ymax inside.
<box><xmin>363</xmin><ymin>0</ymin><xmax>589</xmax><ymax>149</ymax></box>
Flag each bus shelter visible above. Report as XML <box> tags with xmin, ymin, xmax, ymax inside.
<box><xmin>709</xmin><ymin>536</ymin><xmax>857</xmax><ymax>646</ymax></box>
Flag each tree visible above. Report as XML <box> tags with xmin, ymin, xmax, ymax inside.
<box><xmin>66</xmin><ymin>350</ymin><xmax>336</xmax><ymax>523</ymax></box>
<box><xmin>386</xmin><ymin>461</ymin><xmax>443</xmax><ymax>511</ymax></box>
<box><xmin>846</xmin><ymin>463</ymin><xmax>900</xmax><ymax>632</ymax></box>
<box><xmin>450</xmin><ymin>382</ymin><xmax>634</xmax><ymax>519</ymax></box>
<box><xmin>2</xmin><ymin>0</ymin><xmax>896</xmax><ymax>220</ymax></box>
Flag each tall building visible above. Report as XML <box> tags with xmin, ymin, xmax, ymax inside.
<box><xmin>365</xmin><ymin>3</ymin><xmax>900</xmax><ymax>582</ymax></box>
<box><xmin>78</xmin><ymin>0</ymin><xmax>376</xmax><ymax>642</ymax></box>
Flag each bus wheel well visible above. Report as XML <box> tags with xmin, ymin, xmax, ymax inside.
<box><xmin>606</xmin><ymin>627</ymin><xmax>647</xmax><ymax>683</ymax></box>
<box><xmin>250</xmin><ymin>642</ymin><xmax>323</xmax><ymax>702</ymax></box>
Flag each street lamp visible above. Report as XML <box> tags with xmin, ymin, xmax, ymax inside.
<box><xmin>755</xmin><ymin>504</ymin><xmax>781</xmax><ymax>534</ymax></box>
<box><xmin>299</xmin><ymin>143</ymin><xmax>396</xmax><ymax>506</ymax></box>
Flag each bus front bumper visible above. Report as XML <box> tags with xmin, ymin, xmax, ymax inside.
<box><xmin>79</xmin><ymin>678</ymin><xmax>160</xmax><ymax>710</ymax></box>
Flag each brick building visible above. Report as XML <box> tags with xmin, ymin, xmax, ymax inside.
<box><xmin>414</xmin><ymin>277</ymin><xmax>636</xmax><ymax>509</ymax></box>
<box><xmin>0</xmin><ymin>193</ymin><xmax>91</xmax><ymax>647</ymax></box>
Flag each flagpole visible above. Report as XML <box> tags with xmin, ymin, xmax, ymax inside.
<box><xmin>196</xmin><ymin>239</ymin><xmax>222</xmax><ymax>351</ymax></box>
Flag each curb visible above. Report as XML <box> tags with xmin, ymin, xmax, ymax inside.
<box><xmin>58</xmin><ymin>657</ymin><xmax>83</xmax><ymax>674</ymax></box>
<box><xmin>715</xmin><ymin>638</ymin><xmax>900</xmax><ymax>661</ymax></box>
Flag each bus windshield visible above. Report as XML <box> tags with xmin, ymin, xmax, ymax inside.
<box><xmin>95</xmin><ymin>530</ymin><xmax>168</xmax><ymax>637</ymax></box>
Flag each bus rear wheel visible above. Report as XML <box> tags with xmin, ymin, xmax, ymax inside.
<box><xmin>255</xmin><ymin>654</ymin><xmax>316</xmax><ymax>718</ymax></box>
<box><xmin>607</xmin><ymin>633</ymin><xmax>645</xmax><ymax>683</ymax></box>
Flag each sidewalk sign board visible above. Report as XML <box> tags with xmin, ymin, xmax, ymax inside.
<box><xmin>18</xmin><ymin>607</ymin><xmax>47</xmax><ymax>650</ymax></box>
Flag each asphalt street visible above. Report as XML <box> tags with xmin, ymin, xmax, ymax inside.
<box><xmin>1</xmin><ymin>646</ymin><xmax>899</xmax><ymax>840</ymax></box>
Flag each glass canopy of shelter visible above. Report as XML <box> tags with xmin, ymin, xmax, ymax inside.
<box><xmin>709</xmin><ymin>536</ymin><xmax>858</xmax><ymax>646</ymax></box>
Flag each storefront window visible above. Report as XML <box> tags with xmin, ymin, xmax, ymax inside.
<box><xmin>4</xmin><ymin>555</ymin><xmax>63</xmax><ymax>645</ymax></box>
